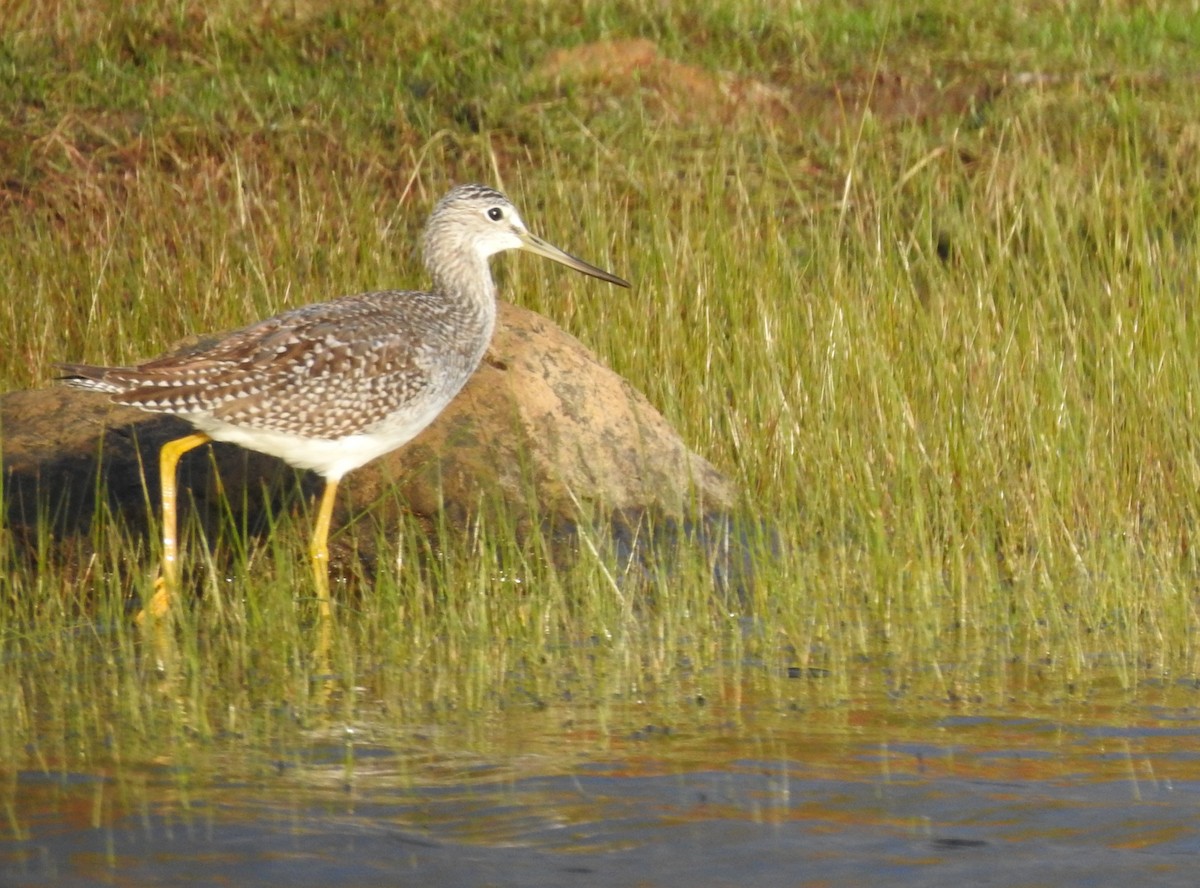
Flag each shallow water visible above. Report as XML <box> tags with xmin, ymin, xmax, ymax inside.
<box><xmin>6</xmin><ymin>686</ymin><xmax>1200</xmax><ymax>887</ymax></box>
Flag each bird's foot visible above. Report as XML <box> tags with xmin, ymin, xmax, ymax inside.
<box><xmin>135</xmin><ymin>574</ymin><xmax>178</xmax><ymax>677</ymax></box>
<box><xmin>134</xmin><ymin>575</ymin><xmax>173</xmax><ymax>628</ymax></box>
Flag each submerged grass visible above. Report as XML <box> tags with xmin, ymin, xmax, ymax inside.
<box><xmin>4</xmin><ymin>0</ymin><xmax>1200</xmax><ymax>776</ymax></box>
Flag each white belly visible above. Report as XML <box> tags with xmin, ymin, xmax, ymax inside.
<box><xmin>192</xmin><ymin>393</ymin><xmax>452</xmax><ymax>480</ymax></box>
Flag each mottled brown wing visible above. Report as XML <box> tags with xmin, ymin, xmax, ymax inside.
<box><xmin>111</xmin><ymin>290</ymin><xmax>479</xmax><ymax>439</ymax></box>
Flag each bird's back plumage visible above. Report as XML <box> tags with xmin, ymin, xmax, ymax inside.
<box><xmin>60</xmin><ymin>287</ymin><xmax>490</xmax><ymax>442</ymax></box>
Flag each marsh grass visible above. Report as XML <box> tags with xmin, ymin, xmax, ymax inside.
<box><xmin>4</xmin><ymin>0</ymin><xmax>1200</xmax><ymax>777</ymax></box>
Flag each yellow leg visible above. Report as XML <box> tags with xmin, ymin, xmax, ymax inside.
<box><xmin>310</xmin><ymin>476</ymin><xmax>339</xmax><ymax>622</ymax></box>
<box><xmin>138</xmin><ymin>432</ymin><xmax>212</xmax><ymax>625</ymax></box>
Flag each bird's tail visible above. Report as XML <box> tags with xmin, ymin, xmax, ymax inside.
<box><xmin>56</xmin><ymin>364</ymin><xmax>126</xmax><ymax>393</ymax></box>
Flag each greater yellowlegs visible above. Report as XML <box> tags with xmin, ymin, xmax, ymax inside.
<box><xmin>61</xmin><ymin>184</ymin><xmax>630</xmax><ymax>620</ymax></box>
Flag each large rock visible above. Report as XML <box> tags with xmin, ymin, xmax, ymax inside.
<box><xmin>1</xmin><ymin>302</ymin><xmax>733</xmax><ymax>572</ymax></box>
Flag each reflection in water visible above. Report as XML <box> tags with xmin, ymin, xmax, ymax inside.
<box><xmin>5</xmin><ymin>697</ymin><xmax>1200</xmax><ymax>886</ymax></box>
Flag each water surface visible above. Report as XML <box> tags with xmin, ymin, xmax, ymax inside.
<box><xmin>6</xmin><ymin>685</ymin><xmax>1200</xmax><ymax>886</ymax></box>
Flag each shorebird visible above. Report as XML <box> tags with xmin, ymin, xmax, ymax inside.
<box><xmin>61</xmin><ymin>184</ymin><xmax>630</xmax><ymax>622</ymax></box>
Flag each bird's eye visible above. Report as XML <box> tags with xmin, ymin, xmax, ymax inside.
<box><xmin>487</xmin><ymin>207</ymin><xmax>504</xmax><ymax>222</ymax></box>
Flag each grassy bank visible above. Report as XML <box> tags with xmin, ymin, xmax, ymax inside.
<box><xmin>3</xmin><ymin>0</ymin><xmax>1200</xmax><ymax>770</ymax></box>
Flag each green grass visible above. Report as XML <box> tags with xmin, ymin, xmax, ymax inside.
<box><xmin>4</xmin><ymin>0</ymin><xmax>1200</xmax><ymax>777</ymax></box>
